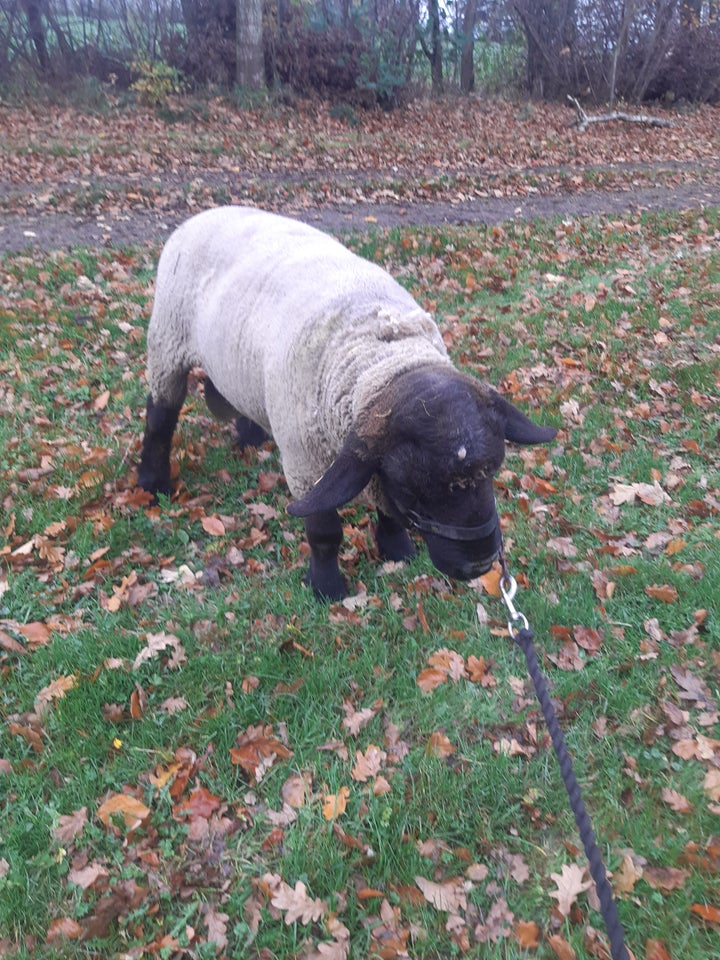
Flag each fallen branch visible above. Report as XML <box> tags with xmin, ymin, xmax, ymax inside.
<box><xmin>567</xmin><ymin>95</ymin><xmax>674</xmax><ymax>132</ymax></box>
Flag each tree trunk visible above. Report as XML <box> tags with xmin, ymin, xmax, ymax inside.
<box><xmin>419</xmin><ymin>0</ymin><xmax>443</xmax><ymax>93</ymax></box>
<box><xmin>20</xmin><ymin>0</ymin><xmax>50</xmax><ymax>73</ymax></box>
<box><xmin>460</xmin><ymin>0</ymin><xmax>478</xmax><ymax>93</ymax></box>
<box><xmin>236</xmin><ymin>0</ymin><xmax>264</xmax><ymax>88</ymax></box>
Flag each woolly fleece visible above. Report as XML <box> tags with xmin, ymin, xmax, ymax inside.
<box><xmin>146</xmin><ymin>206</ymin><xmax>452</xmax><ymax>498</ymax></box>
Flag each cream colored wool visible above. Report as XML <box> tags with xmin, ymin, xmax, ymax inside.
<box><xmin>147</xmin><ymin>206</ymin><xmax>452</xmax><ymax>497</ymax></box>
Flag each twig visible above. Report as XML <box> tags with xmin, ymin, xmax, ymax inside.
<box><xmin>567</xmin><ymin>95</ymin><xmax>674</xmax><ymax>132</ymax></box>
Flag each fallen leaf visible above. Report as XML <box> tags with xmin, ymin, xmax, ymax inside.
<box><xmin>645</xmin><ymin>583</ymin><xmax>678</xmax><ymax>603</ymax></box>
<box><xmin>417</xmin><ymin>667</ymin><xmax>448</xmax><ymax>692</ymax></box>
<box><xmin>661</xmin><ymin>787</ymin><xmax>693</xmax><ymax>814</ymax></box>
<box><xmin>68</xmin><ymin>862</ymin><xmax>109</xmax><ymax>890</ymax></box>
<box><xmin>272</xmin><ymin>879</ymin><xmax>328</xmax><ymax>924</ymax></box>
<box><xmin>97</xmin><ymin>793</ymin><xmax>151</xmax><ymax>831</ymax></box>
<box><xmin>645</xmin><ymin>939</ymin><xmax>672</xmax><ymax>960</ymax></box>
<box><xmin>549</xmin><ymin>863</ymin><xmax>592</xmax><ymax>916</ymax></box>
<box><xmin>613</xmin><ymin>853</ymin><xmax>643</xmax><ymax>894</ymax></box>
<box><xmin>133</xmin><ymin>631</ymin><xmax>186</xmax><ymax>670</ymax></box>
<box><xmin>322</xmin><ymin>786</ymin><xmax>350</xmax><ymax>820</ymax></box>
<box><xmin>201</xmin><ymin>514</ymin><xmax>225</xmax><ymax>536</ymax></box>
<box><xmin>415</xmin><ymin>876</ymin><xmax>467</xmax><ymax>913</ymax></box>
<box><xmin>513</xmin><ymin>919</ymin><xmax>541</xmax><ymax>948</ymax></box>
<box><xmin>352</xmin><ymin>744</ymin><xmax>387</xmax><ymax>782</ymax></box>
<box><xmin>204</xmin><ymin>906</ymin><xmax>229</xmax><ymax>950</ymax></box>
<box><xmin>547</xmin><ymin>934</ymin><xmax>577</xmax><ymax>960</ymax></box>
<box><xmin>45</xmin><ymin>917</ymin><xmax>83</xmax><ymax>943</ymax></box>
<box><xmin>643</xmin><ymin>865</ymin><xmax>687</xmax><ymax>893</ymax></box>
<box><xmin>689</xmin><ymin>902</ymin><xmax>720</xmax><ymax>925</ymax></box>
<box><xmin>426</xmin><ymin>731</ymin><xmax>455</xmax><ymax>758</ymax></box>
<box><xmin>54</xmin><ymin>807</ymin><xmax>89</xmax><ymax>844</ymax></box>
<box><xmin>35</xmin><ymin>674</ymin><xmax>77</xmax><ymax>715</ymax></box>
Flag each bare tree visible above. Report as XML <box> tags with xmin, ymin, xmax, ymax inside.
<box><xmin>418</xmin><ymin>0</ymin><xmax>443</xmax><ymax>92</ymax></box>
<box><xmin>460</xmin><ymin>0</ymin><xmax>479</xmax><ymax>92</ymax></box>
<box><xmin>236</xmin><ymin>0</ymin><xmax>264</xmax><ymax>88</ymax></box>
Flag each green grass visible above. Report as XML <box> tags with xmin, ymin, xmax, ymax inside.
<box><xmin>1</xmin><ymin>209</ymin><xmax>719</xmax><ymax>958</ymax></box>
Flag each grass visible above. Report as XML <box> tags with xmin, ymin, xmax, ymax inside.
<box><xmin>1</xmin><ymin>208</ymin><xmax>719</xmax><ymax>958</ymax></box>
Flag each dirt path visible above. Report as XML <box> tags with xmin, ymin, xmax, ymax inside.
<box><xmin>2</xmin><ymin>175</ymin><xmax>720</xmax><ymax>254</ymax></box>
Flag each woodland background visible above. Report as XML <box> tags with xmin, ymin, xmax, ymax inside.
<box><xmin>2</xmin><ymin>0</ymin><xmax>720</xmax><ymax>109</ymax></box>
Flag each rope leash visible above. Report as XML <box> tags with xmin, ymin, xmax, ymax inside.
<box><xmin>499</xmin><ymin>564</ymin><xmax>630</xmax><ymax>960</ymax></box>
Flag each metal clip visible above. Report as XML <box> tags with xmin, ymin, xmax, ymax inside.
<box><xmin>500</xmin><ymin>572</ymin><xmax>529</xmax><ymax>638</ymax></box>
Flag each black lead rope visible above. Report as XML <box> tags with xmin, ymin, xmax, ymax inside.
<box><xmin>499</xmin><ymin>567</ymin><xmax>630</xmax><ymax>960</ymax></box>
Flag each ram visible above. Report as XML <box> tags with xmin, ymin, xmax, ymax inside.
<box><xmin>138</xmin><ymin>207</ymin><xmax>556</xmax><ymax>599</ymax></box>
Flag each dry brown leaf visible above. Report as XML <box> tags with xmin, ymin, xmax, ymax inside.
<box><xmin>322</xmin><ymin>786</ymin><xmax>350</xmax><ymax>821</ymax></box>
<box><xmin>612</xmin><ymin>853</ymin><xmax>643</xmax><ymax>894</ymax></box>
<box><xmin>45</xmin><ymin>917</ymin><xmax>83</xmax><ymax>943</ymax></box>
<box><xmin>271</xmin><ymin>879</ymin><xmax>328</xmax><ymax>924</ymax></box>
<box><xmin>68</xmin><ymin>862</ymin><xmax>109</xmax><ymax>890</ymax></box>
<box><xmin>643</xmin><ymin>865</ymin><xmax>687</xmax><ymax>893</ymax></box>
<box><xmin>415</xmin><ymin>875</ymin><xmax>467</xmax><ymax>913</ymax></box>
<box><xmin>689</xmin><ymin>902</ymin><xmax>720</xmax><ymax>925</ymax></box>
<box><xmin>513</xmin><ymin>919</ymin><xmax>541</xmax><ymax>948</ymax></box>
<box><xmin>426</xmin><ymin>731</ymin><xmax>455</xmax><ymax>758</ymax></box>
<box><xmin>133</xmin><ymin>631</ymin><xmax>186</xmax><ymax>670</ymax></box>
<box><xmin>661</xmin><ymin>787</ymin><xmax>693</xmax><ymax>814</ymax></box>
<box><xmin>549</xmin><ymin>863</ymin><xmax>592</xmax><ymax>916</ymax></box>
<box><xmin>54</xmin><ymin>807</ymin><xmax>88</xmax><ymax>844</ymax></box>
<box><xmin>547</xmin><ymin>934</ymin><xmax>577</xmax><ymax>960</ymax></box>
<box><xmin>352</xmin><ymin>744</ymin><xmax>387</xmax><ymax>782</ymax></box>
<box><xmin>35</xmin><ymin>674</ymin><xmax>77</xmax><ymax>715</ymax></box>
<box><xmin>341</xmin><ymin>699</ymin><xmax>381</xmax><ymax>735</ymax></box>
<box><xmin>204</xmin><ymin>906</ymin><xmax>229</xmax><ymax>950</ymax></box>
<box><xmin>97</xmin><ymin>793</ymin><xmax>151</xmax><ymax>830</ymax></box>
<box><xmin>474</xmin><ymin>896</ymin><xmax>514</xmax><ymax>943</ymax></box>
<box><xmin>281</xmin><ymin>773</ymin><xmax>310</xmax><ymax>808</ymax></box>
<box><xmin>417</xmin><ymin>667</ymin><xmax>448</xmax><ymax>692</ymax></box>
<box><xmin>645</xmin><ymin>583</ymin><xmax>678</xmax><ymax>603</ymax></box>
<box><xmin>201</xmin><ymin>514</ymin><xmax>225</xmax><ymax>536</ymax></box>
<box><xmin>646</xmin><ymin>939</ymin><xmax>672</xmax><ymax>960</ymax></box>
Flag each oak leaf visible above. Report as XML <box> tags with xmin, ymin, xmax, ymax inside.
<box><xmin>415</xmin><ymin>875</ymin><xmax>467</xmax><ymax>913</ymax></box>
<box><xmin>352</xmin><ymin>744</ymin><xmax>387</xmax><ymax>782</ymax></box>
<box><xmin>661</xmin><ymin>787</ymin><xmax>692</xmax><ymax>814</ymax></box>
<box><xmin>54</xmin><ymin>806</ymin><xmax>88</xmax><ymax>844</ymax></box>
<box><xmin>35</xmin><ymin>674</ymin><xmax>77</xmax><ymax>715</ymax></box>
<box><xmin>271</xmin><ymin>879</ymin><xmax>328</xmax><ymax>924</ymax></box>
<box><xmin>549</xmin><ymin>863</ymin><xmax>592</xmax><ymax>916</ymax></box>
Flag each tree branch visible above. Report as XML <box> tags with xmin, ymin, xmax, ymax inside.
<box><xmin>567</xmin><ymin>95</ymin><xmax>674</xmax><ymax>132</ymax></box>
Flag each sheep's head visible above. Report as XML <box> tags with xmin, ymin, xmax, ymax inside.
<box><xmin>287</xmin><ymin>367</ymin><xmax>556</xmax><ymax>582</ymax></box>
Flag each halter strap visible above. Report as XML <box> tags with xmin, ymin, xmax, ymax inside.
<box><xmin>403</xmin><ymin>509</ymin><xmax>498</xmax><ymax>542</ymax></box>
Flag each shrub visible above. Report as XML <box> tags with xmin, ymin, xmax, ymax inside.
<box><xmin>130</xmin><ymin>60</ymin><xmax>186</xmax><ymax>107</ymax></box>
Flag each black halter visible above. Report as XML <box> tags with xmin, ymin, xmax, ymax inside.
<box><xmin>403</xmin><ymin>508</ymin><xmax>499</xmax><ymax>542</ymax></box>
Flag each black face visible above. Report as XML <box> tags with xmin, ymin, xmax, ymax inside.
<box><xmin>378</xmin><ymin>378</ymin><xmax>507</xmax><ymax>580</ymax></box>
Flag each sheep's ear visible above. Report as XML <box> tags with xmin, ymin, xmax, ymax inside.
<box><xmin>494</xmin><ymin>394</ymin><xmax>557</xmax><ymax>446</ymax></box>
<box><xmin>287</xmin><ymin>434</ymin><xmax>377</xmax><ymax>517</ymax></box>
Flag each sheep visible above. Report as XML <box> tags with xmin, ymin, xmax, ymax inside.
<box><xmin>137</xmin><ymin>206</ymin><xmax>557</xmax><ymax>599</ymax></box>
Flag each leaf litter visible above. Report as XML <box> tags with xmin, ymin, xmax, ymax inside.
<box><xmin>0</xmin><ymin>105</ymin><xmax>719</xmax><ymax>958</ymax></box>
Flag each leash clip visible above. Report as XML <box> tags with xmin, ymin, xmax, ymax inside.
<box><xmin>499</xmin><ymin>571</ymin><xmax>529</xmax><ymax>639</ymax></box>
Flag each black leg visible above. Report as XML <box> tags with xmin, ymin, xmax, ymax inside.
<box><xmin>234</xmin><ymin>415</ymin><xmax>271</xmax><ymax>449</ymax></box>
<box><xmin>375</xmin><ymin>510</ymin><xmax>415</xmax><ymax>562</ymax></box>
<box><xmin>137</xmin><ymin>393</ymin><xmax>182</xmax><ymax>498</ymax></box>
<box><xmin>304</xmin><ymin>510</ymin><xmax>346</xmax><ymax>601</ymax></box>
